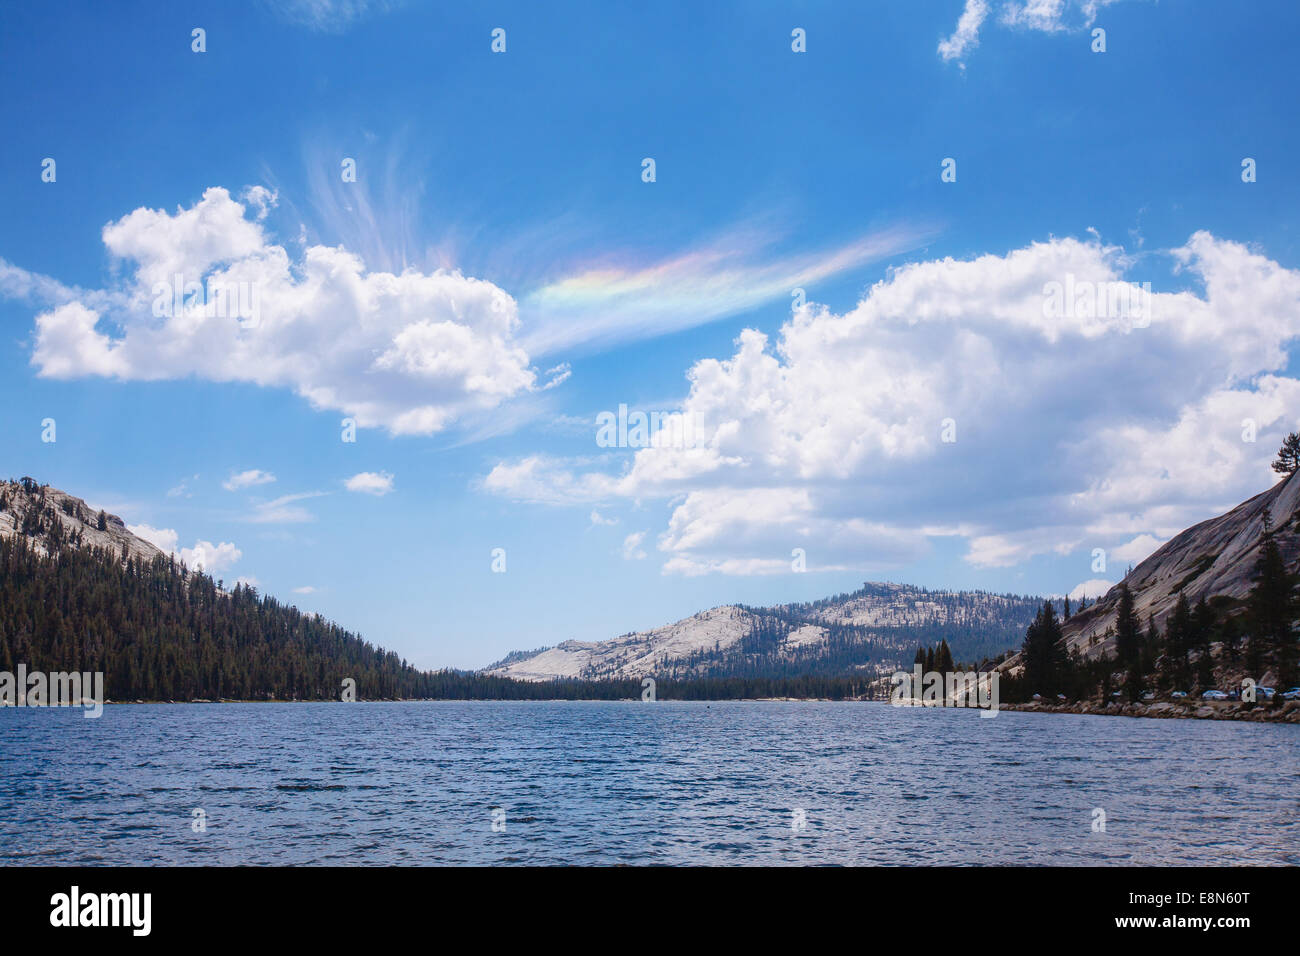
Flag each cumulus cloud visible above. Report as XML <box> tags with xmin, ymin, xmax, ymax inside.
<box><xmin>483</xmin><ymin>456</ymin><xmax>619</xmax><ymax>506</ymax></box>
<box><xmin>128</xmin><ymin>523</ymin><xmax>243</xmax><ymax>574</ymax></box>
<box><xmin>1069</xmin><ymin>579</ymin><xmax>1115</xmax><ymax>601</ymax></box>
<box><xmin>1110</xmin><ymin>533</ymin><xmax>1166</xmax><ymax>564</ymax></box>
<box><xmin>344</xmin><ymin>471</ymin><xmax>395</xmax><ymax>496</ymax></box>
<box><xmin>128</xmin><ymin>523</ymin><xmax>179</xmax><ymax>554</ymax></box>
<box><xmin>486</xmin><ymin>232</ymin><xmax>1300</xmax><ymax>577</ymax></box>
<box><xmin>658</xmin><ymin>488</ymin><xmax>930</xmax><ymax>576</ymax></box>
<box><xmin>21</xmin><ymin>186</ymin><xmax>537</xmax><ymax>436</ymax></box>
<box><xmin>223</xmin><ymin>469</ymin><xmax>276</xmax><ymax>491</ymax></box>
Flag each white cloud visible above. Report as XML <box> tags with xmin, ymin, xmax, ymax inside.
<box><xmin>487</xmin><ymin>232</ymin><xmax>1300</xmax><ymax>577</ymax></box>
<box><xmin>248</xmin><ymin>491</ymin><xmax>325</xmax><ymax>523</ymax></box>
<box><xmin>622</xmin><ymin>532</ymin><xmax>648</xmax><ymax>561</ymax></box>
<box><xmin>223</xmin><ymin>469</ymin><xmax>276</xmax><ymax>491</ymax></box>
<box><xmin>483</xmin><ymin>456</ymin><xmax>619</xmax><ymax>506</ymax></box>
<box><xmin>1069</xmin><ymin>579</ymin><xmax>1115</xmax><ymax>601</ymax></box>
<box><xmin>1110</xmin><ymin>533</ymin><xmax>1166</xmax><ymax>564</ymax></box>
<box><xmin>541</xmin><ymin>363</ymin><xmax>572</xmax><ymax>389</ymax></box>
<box><xmin>291</xmin><ymin>585</ymin><xmax>318</xmax><ymax>594</ymax></box>
<box><xmin>128</xmin><ymin>523</ymin><xmax>178</xmax><ymax>554</ymax></box>
<box><xmin>268</xmin><ymin>0</ymin><xmax>401</xmax><ymax>33</ymax></box>
<box><xmin>21</xmin><ymin>187</ymin><xmax>537</xmax><ymax>436</ymax></box>
<box><xmin>656</xmin><ymin>488</ymin><xmax>929</xmax><ymax>576</ymax></box>
<box><xmin>940</xmin><ymin>0</ymin><xmax>1124</xmax><ymax>64</ymax></box>
<box><xmin>344</xmin><ymin>471</ymin><xmax>395</xmax><ymax>496</ymax></box>
<box><xmin>186</xmin><ymin>540</ymin><xmax>242</xmax><ymax>573</ymax></box>
<box><xmin>168</xmin><ymin>474</ymin><xmax>199</xmax><ymax>498</ymax></box>
<box><xmin>1000</xmin><ymin>0</ymin><xmax>1070</xmax><ymax>31</ymax></box>
<box><xmin>240</xmin><ymin>185</ymin><xmax>277</xmax><ymax>220</ymax></box>
<box><xmin>589</xmin><ymin>510</ymin><xmax>618</xmax><ymax>527</ymax></box>
<box><xmin>938</xmin><ymin>0</ymin><xmax>990</xmax><ymax>63</ymax></box>
<box><xmin>127</xmin><ymin>523</ymin><xmax>242</xmax><ymax>574</ymax></box>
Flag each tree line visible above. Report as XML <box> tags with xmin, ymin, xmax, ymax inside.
<box><xmin>0</xmin><ymin>528</ymin><xmax>888</xmax><ymax>702</ymax></box>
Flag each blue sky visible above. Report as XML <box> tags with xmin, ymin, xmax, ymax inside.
<box><xmin>2</xmin><ymin>0</ymin><xmax>1299</xmax><ymax>669</ymax></box>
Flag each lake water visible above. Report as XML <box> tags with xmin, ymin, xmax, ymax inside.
<box><xmin>2</xmin><ymin>701</ymin><xmax>1296</xmax><ymax>865</ymax></box>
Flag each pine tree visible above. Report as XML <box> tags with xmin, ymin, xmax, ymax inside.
<box><xmin>1114</xmin><ymin>582</ymin><xmax>1141</xmax><ymax>668</ymax></box>
<box><xmin>1189</xmin><ymin>595</ymin><xmax>1216</xmax><ymax>690</ymax></box>
<box><xmin>1142</xmin><ymin>614</ymin><xmax>1160</xmax><ymax>677</ymax></box>
<box><xmin>1167</xmin><ymin>592</ymin><xmax>1193</xmax><ymax>689</ymax></box>
<box><xmin>1022</xmin><ymin>600</ymin><xmax>1067</xmax><ymax>697</ymax></box>
<box><xmin>1272</xmin><ymin>432</ymin><xmax>1300</xmax><ymax>475</ymax></box>
<box><xmin>936</xmin><ymin>639</ymin><xmax>954</xmax><ymax>674</ymax></box>
<box><xmin>1247</xmin><ymin>509</ymin><xmax>1298</xmax><ymax>685</ymax></box>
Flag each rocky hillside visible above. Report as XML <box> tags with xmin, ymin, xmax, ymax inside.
<box><xmin>1061</xmin><ymin>471</ymin><xmax>1300</xmax><ymax>659</ymax></box>
<box><xmin>485</xmin><ymin>583</ymin><xmax>1041</xmax><ymax>682</ymax></box>
<box><xmin>0</xmin><ymin>477</ymin><xmax>164</xmax><ymax>563</ymax></box>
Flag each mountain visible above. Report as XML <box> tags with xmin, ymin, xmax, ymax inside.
<box><xmin>1059</xmin><ymin>470</ymin><xmax>1300</xmax><ymax>659</ymax></box>
<box><xmin>0</xmin><ymin>476</ymin><xmax>448</xmax><ymax>700</ymax></box>
<box><xmin>484</xmin><ymin>582</ymin><xmax>1041</xmax><ymax>682</ymax></box>
<box><xmin>10</xmin><ymin>470</ymin><xmax>1293</xmax><ymax>702</ymax></box>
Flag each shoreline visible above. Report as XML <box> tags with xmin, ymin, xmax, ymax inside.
<box><xmin>6</xmin><ymin>697</ymin><xmax>1297</xmax><ymax>722</ymax></box>
<box><xmin>1002</xmin><ymin>698</ymin><xmax>1300</xmax><ymax>723</ymax></box>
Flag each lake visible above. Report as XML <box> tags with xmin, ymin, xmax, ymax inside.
<box><xmin>2</xmin><ymin>701</ymin><xmax>1296</xmax><ymax>865</ymax></box>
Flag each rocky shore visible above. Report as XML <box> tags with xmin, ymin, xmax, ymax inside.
<box><xmin>1005</xmin><ymin>698</ymin><xmax>1300</xmax><ymax>723</ymax></box>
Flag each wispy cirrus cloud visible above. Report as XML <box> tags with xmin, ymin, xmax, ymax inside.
<box><xmin>621</xmin><ymin>531</ymin><xmax>648</xmax><ymax>561</ymax></box>
<box><xmin>518</xmin><ymin>222</ymin><xmax>934</xmax><ymax>357</ymax></box>
<box><xmin>247</xmin><ymin>491</ymin><xmax>327</xmax><ymax>524</ymax></box>
<box><xmin>938</xmin><ymin>0</ymin><xmax>990</xmax><ymax>64</ymax></box>
<box><xmin>265</xmin><ymin>0</ymin><xmax>403</xmax><ymax>33</ymax></box>
<box><xmin>224</xmin><ymin>469</ymin><xmax>277</xmax><ymax>491</ymax></box>
<box><xmin>939</xmin><ymin>0</ymin><xmax>1127</xmax><ymax>65</ymax></box>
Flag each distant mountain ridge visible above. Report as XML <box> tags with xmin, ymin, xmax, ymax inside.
<box><xmin>485</xmin><ymin>582</ymin><xmax>1042</xmax><ymax>682</ymax></box>
<box><xmin>491</xmin><ymin>474</ymin><xmax>1300</xmax><ymax>684</ymax></box>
